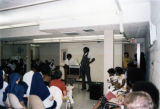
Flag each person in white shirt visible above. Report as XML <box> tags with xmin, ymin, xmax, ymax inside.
<box><xmin>64</xmin><ymin>54</ymin><xmax>75</xmax><ymax>66</ymax></box>
<box><xmin>0</xmin><ymin>70</ymin><xmax>8</xmax><ymax>108</ymax></box>
<box><xmin>64</xmin><ymin>53</ymin><xmax>76</xmax><ymax>83</ymax></box>
<box><xmin>22</xmin><ymin>65</ymin><xmax>37</xmax><ymax>97</ymax></box>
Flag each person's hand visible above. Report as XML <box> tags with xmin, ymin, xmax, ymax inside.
<box><xmin>4</xmin><ymin>101</ymin><xmax>12</xmax><ymax>108</ymax></box>
<box><xmin>49</xmin><ymin>96</ymin><xmax>54</xmax><ymax>101</ymax></box>
<box><xmin>7</xmin><ymin>104</ymin><xmax>12</xmax><ymax>109</ymax></box>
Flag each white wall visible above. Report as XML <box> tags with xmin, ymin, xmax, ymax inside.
<box><xmin>148</xmin><ymin>0</ymin><xmax>160</xmax><ymax>101</ymax></box>
<box><xmin>60</xmin><ymin>41</ymin><xmax>104</xmax><ymax>82</ymax></box>
<box><xmin>39</xmin><ymin>43</ymin><xmax>60</xmax><ymax>65</ymax></box>
<box><xmin>114</xmin><ymin>43</ymin><xmax>122</xmax><ymax>67</ymax></box>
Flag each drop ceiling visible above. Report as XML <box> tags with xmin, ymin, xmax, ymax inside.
<box><xmin>0</xmin><ymin>0</ymin><xmax>150</xmax><ymax>43</ymax></box>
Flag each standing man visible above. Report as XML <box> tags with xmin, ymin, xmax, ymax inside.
<box><xmin>81</xmin><ymin>47</ymin><xmax>95</xmax><ymax>91</ymax></box>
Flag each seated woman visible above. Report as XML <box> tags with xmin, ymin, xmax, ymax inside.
<box><xmin>93</xmin><ymin>68</ymin><xmax>126</xmax><ymax>109</ymax></box>
<box><xmin>50</xmin><ymin>70</ymin><xmax>67</xmax><ymax>96</ymax></box>
<box><xmin>114</xmin><ymin>67</ymin><xmax>127</xmax><ymax>95</ymax></box>
<box><xmin>0</xmin><ymin>69</ymin><xmax>8</xmax><ymax>109</ymax></box>
<box><xmin>3</xmin><ymin>73</ymin><xmax>27</xmax><ymax>109</ymax></box>
<box><xmin>30</xmin><ymin>72</ymin><xmax>57</xmax><ymax>109</ymax></box>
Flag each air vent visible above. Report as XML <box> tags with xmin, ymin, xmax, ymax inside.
<box><xmin>83</xmin><ymin>29</ymin><xmax>94</xmax><ymax>32</ymax></box>
<box><xmin>64</xmin><ymin>32</ymin><xmax>79</xmax><ymax>36</ymax></box>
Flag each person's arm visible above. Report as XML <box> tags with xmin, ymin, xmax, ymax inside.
<box><xmin>19</xmin><ymin>86</ymin><xmax>27</xmax><ymax>109</ymax></box>
<box><xmin>20</xmin><ymin>101</ymin><xmax>27</xmax><ymax>109</ymax></box>
<box><xmin>92</xmin><ymin>100</ymin><xmax>101</xmax><ymax>109</ymax></box>
<box><xmin>89</xmin><ymin>58</ymin><xmax>95</xmax><ymax>64</ymax></box>
<box><xmin>3</xmin><ymin>101</ymin><xmax>12</xmax><ymax>109</ymax></box>
<box><xmin>63</xmin><ymin>90</ymin><xmax>67</xmax><ymax>96</ymax></box>
<box><xmin>3</xmin><ymin>87</ymin><xmax>12</xmax><ymax>108</ymax></box>
<box><xmin>114</xmin><ymin>79</ymin><xmax>126</xmax><ymax>90</ymax></box>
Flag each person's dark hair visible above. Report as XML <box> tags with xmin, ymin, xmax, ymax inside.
<box><xmin>107</xmin><ymin>68</ymin><xmax>116</xmax><ymax>75</ymax></box>
<box><xmin>115</xmin><ymin>67</ymin><xmax>124</xmax><ymax>75</ymax></box>
<box><xmin>124</xmin><ymin>52</ymin><xmax>129</xmax><ymax>55</ymax></box>
<box><xmin>67</xmin><ymin>54</ymin><xmax>72</xmax><ymax>59</ymax></box>
<box><xmin>31</xmin><ymin>64</ymin><xmax>38</xmax><ymax>72</ymax></box>
<box><xmin>51</xmin><ymin>70</ymin><xmax>62</xmax><ymax>80</ymax></box>
<box><xmin>132</xmin><ymin>81</ymin><xmax>159</xmax><ymax>108</ymax></box>
<box><xmin>83</xmin><ymin>47</ymin><xmax>89</xmax><ymax>52</ymax></box>
<box><xmin>38</xmin><ymin>62</ymin><xmax>50</xmax><ymax>75</ymax></box>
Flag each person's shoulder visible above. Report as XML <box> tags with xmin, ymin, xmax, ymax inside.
<box><xmin>24</xmin><ymin>71</ymin><xmax>34</xmax><ymax>76</ymax></box>
<box><xmin>2</xmin><ymin>81</ymin><xmax>8</xmax><ymax>91</ymax></box>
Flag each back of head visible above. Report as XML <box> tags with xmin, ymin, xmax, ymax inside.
<box><xmin>31</xmin><ymin>64</ymin><xmax>38</xmax><ymax>72</ymax></box>
<box><xmin>67</xmin><ymin>53</ymin><xmax>72</xmax><ymax>59</ymax></box>
<box><xmin>51</xmin><ymin>70</ymin><xmax>62</xmax><ymax>80</ymax></box>
<box><xmin>132</xmin><ymin>81</ymin><xmax>159</xmax><ymax>108</ymax></box>
<box><xmin>107</xmin><ymin>68</ymin><xmax>115</xmax><ymax>76</ymax></box>
<box><xmin>124</xmin><ymin>91</ymin><xmax>154</xmax><ymax>109</ymax></box>
<box><xmin>124</xmin><ymin>52</ymin><xmax>129</xmax><ymax>57</ymax></box>
<box><xmin>115</xmin><ymin>67</ymin><xmax>124</xmax><ymax>75</ymax></box>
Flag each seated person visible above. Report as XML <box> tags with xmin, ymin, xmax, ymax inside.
<box><xmin>64</xmin><ymin>54</ymin><xmax>76</xmax><ymax>66</ymax></box>
<box><xmin>114</xmin><ymin>67</ymin><xmax>127</xmax><ymax>94</ymax></box>
<box><xmin>23</xmin><ymin>64</ymin><xmax>37</xmax><ymax>97</ymax></box>
<box><xmin>107</xmin><ymin>68</ymin><xmax>118</xmax><ymax>94</ymax></box>
<box><xmin>93</xmin><ymin>68</ymin><xmax>126</xmax><ymax>109</ymax></box>
<box><xmin>3</xmin><ymin>73</ymin><xmax>27</xmax><ymax>109</ymax></box>
<box><xmin>93</xmin><ymin>68</ymin><xmax>118</xmax><ymax>109</ymax></box>
<box><xmin>64</xmin><ymin>53</ymin><xmax>77</xmax><ymax>83</ymax></box>
<box><xmin>30</xmin><ymin>72</ymin><xmax>57</xmax><ymax>109</ymax></box>
<box><xmin>50</xmin><ymin>70</ymin><xmax>67</xmax><ymax>96</ymax></box>
<box><xmin>38</xmin><ymin>64</ymin><xmax>51</xmax><ymax>86</ymax></box>
<box><xmin>0</xmin><ymin>69</ymin><xmax>8</xmax><ymax>108</ymax></box>
<box><xmin>124</xmin><ymin>91</ymin><xmax>154</xmax><ymax>109</ymax></box>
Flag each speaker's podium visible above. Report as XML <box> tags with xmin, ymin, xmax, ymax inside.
<box><xmin>66</xmin><ymin>65</ymin><xmax>81</xmax><ymax>83</ymax></box>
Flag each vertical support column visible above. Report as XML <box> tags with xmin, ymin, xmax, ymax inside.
<box><xmin>26</xmin><ymin>44</ymin><xmax>31</xmax><ymax>71</ymax></box>
<box><xmin>137</xmin><ymin>43</ymin><xmax>141</xmax><ymax>68</ymax></box>
<box><xmin>104</xmin><ymin>30</ymin><xmax>114</xmax><ymax>94</ymax></box>
<box><xmin>0</xmin><ymin>41</ymin><xmax>2</xmax><ymax>66</ymax></box>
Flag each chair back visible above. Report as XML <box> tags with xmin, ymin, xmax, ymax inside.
<box><xmin>8</xmin><ymin>93</ymin><xmax>24</xmax><ymax>109</ymax></box>
<box><xmin>49</xmin><ymin>86</ymin><xmax>63</xmax><ymax>109</ymax></box>
<box><xmin>28</xmin><ymin>95</ymin><xmax>45</xmax><ymax>109</ymax></box>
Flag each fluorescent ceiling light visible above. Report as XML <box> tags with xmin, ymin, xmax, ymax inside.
<box><xmin>0</xmin><ymin>22</ymin><xmax>38</xmax><ymax>29</ymax></box>
<box><xmin>33</xmin><ymin>35</ymin><xmax>104</xmax><ymax>42</ymax></box>
<box><xmin>30</xmin><ymin>44</ymin><xmax>40</xmax><ymax>47</ymax></box>
<box><xmin>114</xmin><ymin>34</ymin><xmax>125</xmax><ymax>39</ymax></box>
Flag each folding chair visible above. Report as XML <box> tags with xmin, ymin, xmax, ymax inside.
<box><xmin>28</xmin><ymin>95</ymin><xmax>45</xmax><ymax>109</ymax></box>
<box><xmin>8</xmin><ymin>93</ymin><xmax>24</xmax><ymax>109</ymax></box>
<box><xmin>49</xmin><ymin>86</ymin><xmax>63</xmax><ymax>109</ymax></box>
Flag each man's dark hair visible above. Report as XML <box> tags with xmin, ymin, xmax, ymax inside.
<box><xmin>115</xmin><ymin>67</ymin><xmax>124</xmax><ymax>75</ymax></box>
<box><xmin>31</xmin><ymin>64</ymin><xmax>38</xmax><ymax>71</ymax></box>
<box><xmin>124</xmin><ymin>52</ymin><xmax>129</xmax><ymax>55</ymax></box>
<box><xmin>83</xmin><ymin>47</ymin><xmax>89</xmax><ymax>52</ymax></box>
<box><xmin>67</xmin><ymin>54</ymin><xmax>72</xmax><ymax>59</ymax></box>
<box><xmin>107</xmin><ymin>68</ymin><xmax>116</xmax><ymax>75</ymax></box>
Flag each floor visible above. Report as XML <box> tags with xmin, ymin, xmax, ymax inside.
<box><xmin>61</xmin><ymin>83</ymin><xmax>98</xmax><ymax>109</ymax></box>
